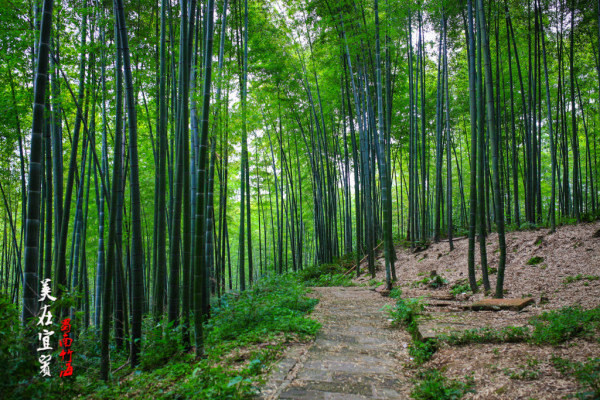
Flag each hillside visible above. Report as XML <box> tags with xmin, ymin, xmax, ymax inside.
<box><xmin>263</xmin><ymin>221</ymin><xmax>600</xmax><ymax>399</ymax></box>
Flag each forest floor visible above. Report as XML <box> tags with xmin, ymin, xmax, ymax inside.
<box><xmin>261</xmin><ymin>220</ymin><xmax>600</xmax><ymax>399</ymax></box>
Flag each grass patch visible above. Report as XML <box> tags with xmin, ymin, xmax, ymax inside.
<box><xmin>296</xmin><ymin>262</ymin><xmax>345</xmax><ymax>281</ymax></box>
<box><xmin>307</xmin><ymin>273</ymin><xmax>355</xmax><ymax>287</ymax></box>
<box><xmin>297</xmin><ymin>263</ymin><xmax>354</xmax><ymax>287</ymax></box>
<box><xmin>563</xmin><ymin>275</ymin><xmax>600</xmax><ymax>284</ymax></box>
<box><xmin>439</xmin><ymin>307</ymin><xmax>600</xmax><ymax>347</ymax></box>
<box><xmin>441</xmin><ymin>326</ymin><xmax>530</xmax><ymax>346</ymax></box>
<box><xmin>450</xmin><ymin>282</ymin><xmax>472</xmax><ymax>297</ymax></box>
<box><xmin>526</xmin><ymin>256</ymin><xmax>544</xmax><ymax>266</ymax></box>
<box><xmin>140</xmin><ymin>321</ymin><xmax>185</xmax><ymax>370</ymax></box>
<box><xmin>552</xmin><ymin>356</ymin><xmax>600</xmax><ymax>399</ymax></box>
<box><xmin>412</xmin><ymin>275</ymin><xmax>448</xmax><ymax>289</ymax></box>
<box><xmin>411</xmin><ymin>369</ymin><xmax>475</xmax><ymax>400</ymax></box>
<box><xmin>530</xmin><ymin>306</ymin><xmax>600</xmax><ymax>345</ymax></box>
<box><xmin>503</xmin><ymin>357</ymin><xmax>540</xmax><ymax>380</ymax></box>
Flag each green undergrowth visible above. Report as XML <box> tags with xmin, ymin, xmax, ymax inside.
<box><xmin>412</xmin><ymin>274</ymin><xmax>448</xmax><ymax>289</ymax></box>
<box><xmin>526</xmin><ymin>256</ymin><xmax>544</xmax><ymax>266</ymax></box>
<box><xmin>364</xmin><ymin>278</ymin><xmax>385</xmax><ymax>287</ymax></box>
<box><xmin>386</xmin><ymin>289</ymin><xmax>423</xmax><ymax>336</ymax></box>
<box><xmin>563</xmin><ymin>274</ymin><xmax>600</xmax><ymax>285</ymax></box>
<box><xmin>507</xmin><ymin>212</ymin><xmax>600</xmax><ymax>232</ymax></box>
<box><xmin>552</xmin><ymin>356</ymin><xmax>600</xmax><ymax>399</ymax></box>
<box><xmin>439</xmin><ymin>306</ymin><xmax>600</xmax><ymax>347</ymax></box>
<box><xmin>296</xmin><ymin>262</ymin><xmax>354</xmax><ymax>287</ymax></box>
<box><xmin>411</xmin><ymin>369</ymin><xmax>475</xmax><ymax>400</ymax></box>
<box><xmin>386</xmin><ymin>291</ymin><xmax>600</xmax><ymax>400</ymax></box>
<box><xmin>503</xmin><ymin>357</ymin><xmax>540</xmax><ymax>381</ymax></box>
<box><xmin>450</xmin><ymin>281</ymin><xmax>472</xmax><ymax>296</ymax></box>
<box><xmin>529</xmin><ymin>306</ymin><xmax>600</xmax><ymax>345</ymax></box>
<box><xmin>3</xmin><ymin>273</ymin><xmax>320</xmax><ymax>400</ymax></box>
<box><xmin>441</xmin><ymin>326</ymin><xmax>530</xmax><ymax>345</ymax></box>
<box><xmin>409</xmin><ymin>340</ymin><xmax>438</xmax><ymax>365</ymax></box>
<box><xmin>386</xmin><ymin>290</ymin><xmax>438</xmax><ymax>369</ymax></box>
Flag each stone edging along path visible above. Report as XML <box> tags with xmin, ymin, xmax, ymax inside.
<box><xmin>260</xmin><ymin>286</ymin><xmax>413</xmax><ymax>400</ymax></box>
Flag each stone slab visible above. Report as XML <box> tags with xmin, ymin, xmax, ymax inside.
<box><xmin>295</xmin><ymin>368</ymin><xmax>333</xmax><ymax>382</ymax></box>
<box><xmin>425</xmin><ymin>301</ymin><xmax>454</xmax><ymax>307</ymax></box>
<box><xmin>427</xmin><ymin>293</ymin><xmax>455</xmax><ymax>301</ymax></box>
<box><xmin>303</xmin><ymin>360</ymin><xmax>393</xmax><ymax>375</ymax></box>
<box><xmin>300</xmin><ymin>380</ymin><xmax>373</xmax><ymax>396</ymax></box>
<box><xmin>374</xmin><ymin>284</ymin><xmax>390</xmax><ymax>297</ymax></box>
<box><xmin>470</xmin><ymin>297</ymin><xmax>534</xmax><ymax>311</ymax></box>
<box><xmin>279</xmin><ymin>388</ymin><xmax>327</xmax><ymax>400</ymax></box>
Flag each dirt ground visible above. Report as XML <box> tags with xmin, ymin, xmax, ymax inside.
<box><xmin>261</xmin><ymin>221</ymin><xmax>600</xmax><ymax>399</ymax></box>
<box><xmin>357</xmin><ymin>220</ymin><xmax>600</xmax><ymax>399</ymax></box>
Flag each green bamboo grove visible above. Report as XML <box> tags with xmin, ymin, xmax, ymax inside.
<box><xmin>1</xmin><ymin>0</ymin><xmax>599</xmax><ymax>376</ymax></box>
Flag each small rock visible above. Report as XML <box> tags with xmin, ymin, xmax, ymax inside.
<box><xmin>375</xmin><ymin>285</ymin><xmax>390</xmax><ymax>297</ymax></box>
<box><xmin>456</xmin><ymin>293</ymin><xmax>471</xmax><ymax>301</ymax></box>
<box><xmin>375</xmin><ymin>284</ymin><xmax>387</xmax><ymax>293</ymax></box>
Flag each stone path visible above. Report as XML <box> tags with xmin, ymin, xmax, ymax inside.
<box><xmin>262</xmin><ymin>287</ymin><xmax>411</xmax><ymax>399</ymax></box>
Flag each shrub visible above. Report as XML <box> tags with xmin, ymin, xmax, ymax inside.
<box><xmin>450</xmin><ymin>282</ymin><xmax>471</xmax><ymax>297</ymax></box>
<box><xmin>411</xmin><ymin>369</ymin><xmax>475</xmax><ymax>400</ymax></box>
<box><xmin>0</xmin><ymin>294</ymin><xmax>37</xmax><ymax>397</ymax></box>
<box><xmin>552</xmin><ymin>356</ymin><xmax>600</xmax><ymax>399</ymax></box>
<box><xmin>529</xmin><ymin>306</ymin><xmax>600</xmax><ymax>345</ymax></box>
<box><xmin>140</xmin><ymin>321</ymin><xmax>185</xmax><ymax>370</ymax></box>
<box><xmin>297</xmin><ymin>263</ymin><xmax>345</xmax><ymax>282</ymax></box>
<box><xmin>309</xmin><ymin>273</ymin><xmax>354</xmax><ymax>287</ymax></box>
<box><xmin>206</xmin><ymin>273</ymin><xmax>320</xmax><ymax>347</ymax></box>
<box><xmin>519</xmin><ymin>222</ymin><xmax>539</xmax><ymax>231</ymax></box>
<box><xmin>297</xmin><ymin>263</ymin><xmax>354</xmax><ymax>287</ymax></box>
<box><xmin>387</xmin><ymin>297</ymin><xmax>424</xmax><ymax>328</ymax></box>
<box><xmin>409</xmin><ymin>340</ymin><xmax>438</xmax><ymax>365</ymax></box>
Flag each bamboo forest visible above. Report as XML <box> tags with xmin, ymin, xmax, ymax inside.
<box><xmin>2</xmin><ymin>0</ymin><xmax>600</xmax><ymax>398</ymax></box>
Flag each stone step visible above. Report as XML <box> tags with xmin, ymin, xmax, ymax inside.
<box><xmin>470</xmin><ymin>297</ymin><xmax>534</xmax><ymax>311</ymax></box>
<box><xmin>416</xmin><ymin>321</ymin><xmax>480</xmax><ymax>341</ymax></box>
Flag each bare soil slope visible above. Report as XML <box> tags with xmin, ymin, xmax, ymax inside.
<box><xmin>368</xmin><ymin>220</ymin><xmax>600</xmax><ymax>310</ymax></box>
<box><xmin>263</xmin><ymin>222</ymin><xmax>600</xmax><ymax>399</ymax></box>
<box><xmin>358</xmin><ymin>220</ymin><xmax>600</xmax><ymax>399</ymax></box>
